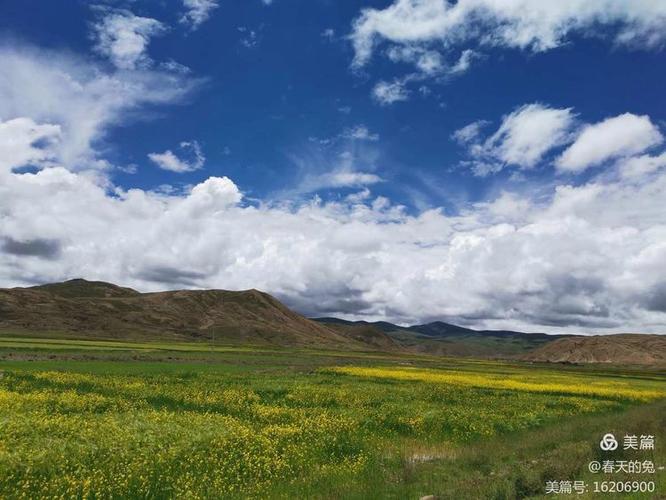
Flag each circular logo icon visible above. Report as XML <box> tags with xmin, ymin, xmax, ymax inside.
<box><xmin>600</xmin><ymin>433</ymin><xmax>618</xmax><ymax>451</ymax></box>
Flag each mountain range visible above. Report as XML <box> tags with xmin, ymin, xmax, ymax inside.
<box><xmin>314</xmin><ymin>317</ymin><xmax>570</xmax><ymax>358</ymax></box>
<box><xmin>0</xmin><ymin>279</ymin><xmax>664</xmax><ymax>365</ymax></box>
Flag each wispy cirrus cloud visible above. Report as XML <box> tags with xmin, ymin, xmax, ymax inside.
<box><xmin>180</xmin><ymin>0</ymin><xmax>219</xmax><ymax>31</ymax></box>
<box><xmin>342</xmin><ymin>125</ymin><xmax>379</xmax><ymax>142</ymax></box>
<box><xmin>309</xmin><ymin>124</ymin><xmax>380</xmax><ymax>145</ymax></box>
<box><xmin>148</xmin><ymin>140</ymin><xmax>205</xmax><ymax>173</ymax></box>
<box><xmin>368</xmin><ymin>49</ymin><xmax>480</xmax><ymax>105</ymax></box>
<box><xmin>0</xmin><ymin>43</ymin><xmax>200</xmax><ymax>172</ymax></box>
<box><xmin>282</xmin><ymin>148</ymin><xmax>383</xmax><ymax>198</ymax></box>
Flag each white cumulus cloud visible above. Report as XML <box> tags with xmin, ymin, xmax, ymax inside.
<box><xmin>372</xmin><ymin>80</ymin><xmax>409</xmax><ymax>105</ymax></box>
<box><xmin>92</xmin><ymin>9</ymin><xmax>166</xmax><ymax>70</ymax></box>
<box><xmin>351</xmin><ymin>0</ymin><xmax>666</xmax><ymax>101</ymax></box>
<box><xmin>455</xmin><ymin>103</ymin><xmax>576</xmax><ymax>175</ymax></box>
<box><xmin>0</xmin><ymin>118</ymin><xmax>61</xmax><ymax>171</ymax></box>
<box><xmin>485</xmin><ymin>104</ymin><xmax>576</xmax><ymax>168</ymax></box>
<box><xmin>618</xmin><ymin>153</ymin><xmax>666</xmax><ymax>180</ymax></box>
<box><xmin>352</xmin><ymin>0</ymin><xmax>666</xmax><ymax>67</ymax></box>
<box><xmin>2</xmin><ymin>155</ymin><xmax>666</xmax><ymax>333</ymax></box>
<box><xmin>557</xmin><ymin>113</ymin><xmax>663</xmax><ymax>173</ymax></box>
<box><xmin>3</xmin><ymin>40</ymin><xmax>666</xmax><ymax>335</ymax></box>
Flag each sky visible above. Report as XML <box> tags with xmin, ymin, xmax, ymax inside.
<box><xmin>1</xmin><ymin>0</ymin><xmax>666</xmax><ymax>334</ymax></box>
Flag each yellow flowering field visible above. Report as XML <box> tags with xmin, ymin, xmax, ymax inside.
<box><xmin>0</xmin><ymin>346</ymin><xmax>664</xmax><ymax>498</ymax></box>
<box><xmin>327</xmin><ymin>366</ymin><xmax>666</xmax><ymax>402</ymax></box>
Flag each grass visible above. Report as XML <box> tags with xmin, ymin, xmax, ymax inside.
<box><xmin>0</xmin><ymin>336</ymin><xmax>665</xmax><ymax>498</ymax></box>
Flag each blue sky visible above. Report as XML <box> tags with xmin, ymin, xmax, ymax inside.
<box><xmin>4</xmin><ymin>0</ymin><xmax>664</xmax><ymax>209</ymax></box>
<box><xmin>1</xmin><ymin>1</ymin><xmax>666</xmax><ymax>333</ymax></box>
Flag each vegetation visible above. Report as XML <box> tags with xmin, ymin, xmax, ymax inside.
<box><xmin>0</xmin><ymin>336</ymin><xmax>664</xmax><ymax>498</ymax></box>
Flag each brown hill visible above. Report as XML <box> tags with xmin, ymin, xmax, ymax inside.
<box><xmin>0</xmin><ymin>279</ymin><xmax>398</xmax><ymax>350</ymax></box>
<box><xmin>521</xmin><ymin>334</ymin><xmax>666</xmax><ymax>365</ymax></box>
<box><xmin>323</xmin><ymin>323</ymin><xmax>399</xmax><ymax>352</ymax></box>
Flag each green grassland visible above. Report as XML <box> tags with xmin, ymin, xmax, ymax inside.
<box><xmin>0</xmin><ymin>336</ymin><xmax>665</xmax><ymax>499</ymax></box>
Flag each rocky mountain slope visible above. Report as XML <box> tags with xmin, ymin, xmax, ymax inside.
<box><xmin>0</xmin><ymin>279</ymin><xmax>398</xmax><ymax>350</ymax></box>
<box><xmin>521</xmin><ymin>334</ymin><xmax>666</xmax><ymax>365</ymax></box>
